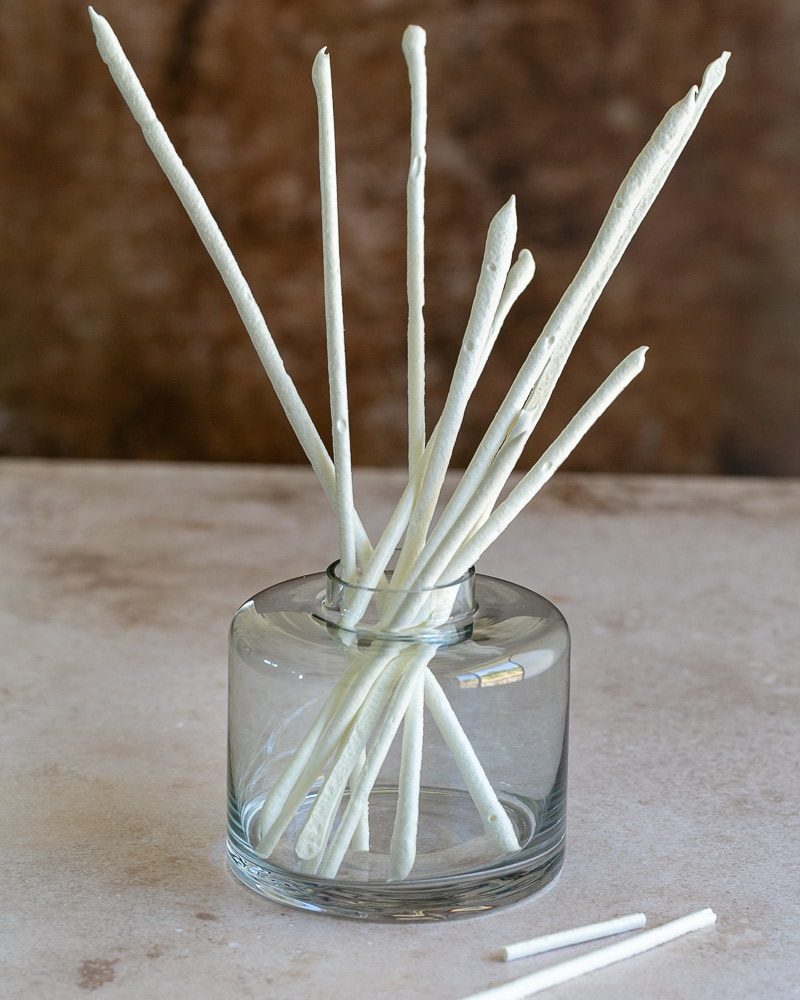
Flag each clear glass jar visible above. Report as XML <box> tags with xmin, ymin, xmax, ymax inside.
<box><xmin>227</xmin><ymin>563</ymin><xmax>569</xmax><ymax>921</ymax></box>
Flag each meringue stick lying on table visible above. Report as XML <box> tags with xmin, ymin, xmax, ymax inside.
<box><xmin>464</xmin><ymin>908</ymin><xmax>717</xmax><ymax>1000</ymax></box>
<box><xmin>499</xmin><ymin>911</ymin><xmax>647</xmax><ymax>961</ymax></box>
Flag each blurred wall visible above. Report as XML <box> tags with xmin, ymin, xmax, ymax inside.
<box><xmin>1</xmin><ymin>0</ymin><xmax>798</xmax><ymax>474</ymax></box>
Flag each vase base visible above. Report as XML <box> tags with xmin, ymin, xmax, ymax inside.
<box><xmin>227</xmin><ymin>786</ymin><xmax>565</xmax><ymax>921</ymax></box>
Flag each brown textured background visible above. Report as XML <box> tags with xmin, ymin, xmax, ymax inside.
<box><xmin>1</xmin><ymin>0</ymin><xmax>798</xmax><ymax>474</ymax></box>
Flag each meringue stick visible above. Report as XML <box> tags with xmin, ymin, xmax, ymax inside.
<box><xmin>424</xmin><ymin>670</ymin><xmax>520</xmax><ymax>853</ymax></box>
<box><xmin>350</xmin><ymin>747</ymin><xmax>370</xmax><ymax>852</ymax></box>
<box><xmin>444</xmin><ymin>348</ymin><xmax>648</xmax><ymax>580</ymax></box>
<box><xmin>294</xmin><ymin>650</ymin><xmax>412</xmax><ymax>861</ymax></box>
<box><xmin>316</xmin><ymin>644</ymin><xmax>439</xmax><ymax>878</ymax></box>
<box><xmin>392</xmin><ymin>197</ymin><xmax>518</xmax><ymax>584</ymax></box>
<box><xmin>342</xmin><ymin>248</ymin><xmax>532</xmax><ymax>627</ymax></box>
<box><xmin>296</xmin><ymin>732</ymin><xmax>351</xmax><ymax>875</ymax></box>
<box><xmin>411</xmin><ymin>53</ymin><xmax>729</xmax><ymax>573</ymax></box>
<box><xmin>403</xmin><ymin>25</ymin><xmax>428</xmax><ymax>479</ymax></box>
<box><xmin>312</xmin><ymin>48</ymin><xmax>358</xmax><ymax>580</ymax></box>
<box><xmin>500</xmin><ymin>911</ymin><xmax>647</xmax><ymax>962</ymax></box>
<box><xmin>463</xmin><ymin>908</ymin><xmax>717</xmax><ymax>1000</ymax></box>
<box><xmin>88</xmin><ymin>8</ymin><xmax>374</xmax><ymax>564</ymax></box>
<box><xmin>255</xmin><ymin>644</ymin><xmax>404</xmax><ymax>855</ymax></box>
<box><xmin>389</xmin><ymin>670</ymin><xmax>425</xmax><ymax>880</ymax></box>
<box><xmin>478</xmin><ymin>250</ymin><xmax>536</xmax><ymax>377</ymax></box>
<box><xmin>517</xmin><ymin>53</ymin><xmax>730</xmax><ymax>425</ymax></box>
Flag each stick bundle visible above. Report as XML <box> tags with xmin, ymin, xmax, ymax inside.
<box><xmin>90</xmin><ymin>7</ymin><xmax>728</xmax><ymax>882</ymax></box>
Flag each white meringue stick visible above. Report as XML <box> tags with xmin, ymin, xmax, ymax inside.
<box><xmin>445</xmin><ymin>347</ymin><xmax>648</xmax><ymax>580</ymax></box>
<box><xmin>400</xmin><ymin>407</ymin><xmax>539</xmax><ymax>596</ymax></box>
<box><xmin>87</xmin><ymin>8</ymin><xmax>374</xmax><ymax>563</ymax></box>
<box><xmin>403</xmin><ymin>327</ymin><xmax>557</xmax><ymax>594</ymax></box>
<box><xmin>255</xmin><ymin>644</ymin><xmax>402</xmax><ymax>855</ymax></box>
<box><xmin>517</xmin><ymin>52</ymin><xmax>730</xmax><ymax>423</ymax></box>
<box><xmin>403</xmin><ymin>25</ymin><xmax>428</xmax><ymax>479</ymax></box>
<box><xmin>448</xmin><ymin>408</ymin><xmax>538</xmax><ymax>538</ymax></box>
<box><xmin>296</xmin><ymin>731</ymin><xmax>351</xmax><ymax>875</ymax></box>
<box><xmin>392</xmin><ymin>196</ymin><xmax>518</xmax><ymax>584</ymax></box>
<box><xmin>389</xmin><ymin>668</ymin><xmax>426</xmax><ymax>880</ymax></box>
<box><xmin>478</xmin><ymin>249</ymin><xmax>536</xmax><ymax>376</ymax></box>
<box><xmin>294</xmin><ymin>649</ymin><xmax>412</xmax><ymax>861</ymax></box>
<box><xmin>500</xmin><ymin>911</ymin><xmax>647</xmax><ymax>961</ymax></box>
<box><xmin>463</xmin><ymin>908</ymin><xmax>717</xmax><ymax>1000</ymax></box>
<box><xmin>344</xmin><ymin>247</ymin><xmax>532</xmax><ymax>623</ymax></box>
<box><xmin>414</xmin><ymin>53</ymin><xmax>729</xmax><ymax>569</ymax></box>
<box><xmin>312</xmin><ymin>48</ymin><xmax>357</xmax><ymax>580</ymax></box>
<box><xmin>350</xmin><ymin>747</ymin><xmax>370</xmax><ymax>852</ymax></box>
<box><xmin>317</xmin><ymin>644</ymin><xmax>438</xmax><ymax>878</ymax></box>
<box><xmin>402</xmin><ymin>348</ymin><xmax>648</xmax><ymax>607</ymax></box>
<box><xmin>424</xmin><ymin>669</ymin><xmax>520</xmax><ymax>853</ymax></box>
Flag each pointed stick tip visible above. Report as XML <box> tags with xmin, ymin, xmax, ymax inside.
<box><xmin>486</xmin><ymin>195</ymin><xmax>518</xmax><ymax>242</ymax></box>
<box><xmin>495</xmin><ymin>193</ymin><xmax>516</xmax><ymax>219</ymax></box>
<box><xmin>700</xmin><ymin>50</ymin><xmax>731</xmax><ymax>92</ymax></box>
<box><xmin>87</xmin><ymin>5</ymin><xmax>112</xmax><ymax>49</ymax></box>
<box><xmin>311</xmin><ymin>46</ymin><xmax>331</xmax><ymax>85</ymax></box>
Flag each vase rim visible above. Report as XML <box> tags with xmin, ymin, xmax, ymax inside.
<box><xmin>321</xmin><ymin>559</ymin><xmax>477</xmax><ymax>642</ymax></box>
<box><xmin>325</xmin><ymin>559</ymin><xmax>475</xmax><ymax>596</ymax></box>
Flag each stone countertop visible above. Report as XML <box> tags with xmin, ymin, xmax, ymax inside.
<box><xmin>1</xmin><ymin>460</ymin><xmax>798</xmax><ymax>999</ymax></box>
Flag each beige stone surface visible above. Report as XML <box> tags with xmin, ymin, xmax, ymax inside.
<box><xmin>1</xmin><ymin>460</ymin><xmax>798</xmax><ymax>998</ymax></box>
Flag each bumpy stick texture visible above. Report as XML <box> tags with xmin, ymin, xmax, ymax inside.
<box><xmin>424</xmin><ymin>670</ymin><xmax>519</xmax><ymax>853</ymax></box>
<box><xmin>88</xmin><ymin>8</ymin><xmax>374</xmax><ymax>564</ymax></box>
<box><xmin>392</xmin><ymin>196</ymin><xmax>518</xmax><ymax>585</ymax></box>
<box><xmin>421</xmin><ymin>52</ymin><xmax>730</xmax><ymax>573</ymax></box>
<box><xmin>312</xmin><ymin>49</ymin><xmax>357</xmax><ymax>580</ymax></box>
<box><xmin>444</xmin><ymin>348</ymin><xmax>648</xmax><ymax>579</ymax></box>
<box><xmin>317</xmin><ymin>645</ymin><xmax>439</xmax><ymax>877</ymax></box>
<box><xmin>403</xmin><ymin>25</ymin><xmax>428</xmax><ymax>479</ymax></box>
<box><xmin>389</xmin><ymin>670</ymin><xmax>425</xmax><ymax>880</ymax></box>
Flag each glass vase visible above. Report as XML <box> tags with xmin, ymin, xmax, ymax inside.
<box><xmin>227</xmin><ymin>562</ymin><xmax>569</xmax><ymax>921</ymax></box>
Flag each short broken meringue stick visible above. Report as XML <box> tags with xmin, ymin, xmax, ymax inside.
<box><xmin>90</xmin><ymin>6</ymin><xmax>728</xmax><ymax>883</ymax></box>
<box><xmin>464</xmin><ymin>908</ymin><xmax>717</xmax><ymax>1000</ymax></box>
<box><xmin>499</xmin><ymin>911</ymin><xmax>647</xmax><ymax>961</ymax></box>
